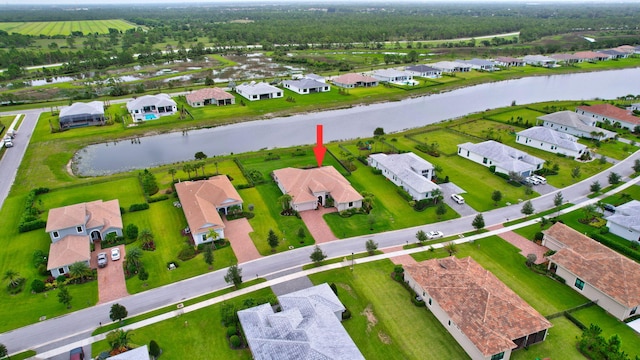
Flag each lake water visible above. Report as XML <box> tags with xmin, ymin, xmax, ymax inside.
<box><xmin>75</xmin><ymin>68</ymin><xmax>640</xmax><ymax>176</ymax></box>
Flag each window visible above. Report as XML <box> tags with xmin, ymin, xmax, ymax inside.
<box><xmin>491</xmin><ymin>352</ymin><xmax>505</xmax><ymax>360</ymax></box>
<box><xmin>631</xmin><ymin>307</ymin><xmax>637</xmax><ymax>316</ymax></box>
<box><xmin>53</xmin><ymin>231</ymin><xmax>59</xmax><ymax>238</ymax></box>
<box><xmin>575</xmin><ymin>278</ymin><xmax>585</xmax><ymax>290</ymax></box>
<box><xmin>58</xmin><ymin>267</ymin><xmax>65</xmax><ymax>274</ymax></box>
<box><xmin>428</xmin><ymin>298</ymin><xmax>432</xmax><ymax>305</ymax></box>
<box><xmin>202</xmin><ymin>234</ymin><xmax>207</xmax><ymax>241</ymax></box>
<box><xmin>76</xmin><ymin>226</ymin><xmax>82</xmax><ymax>233</ymax></box>
<box><xmin>448</xmin><ymin>320</ymin><xmax>451</xmax><ymax>326</ymax></box>
<box><xmin>483</xmin><ymin>157</ymin><xmax>488</xmax><ymax>164</ymax></box>
<box><xmin>348</xmin><ymin>202</ymin><xmax>353</xmax><ymax>207</ymax></box>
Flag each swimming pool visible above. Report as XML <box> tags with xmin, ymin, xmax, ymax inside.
<box><xmin>144</xmin><ymin>113</ymin><xmax>158</xmax><ymax>121</ymax></box>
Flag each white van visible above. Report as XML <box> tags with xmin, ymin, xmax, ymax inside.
<box><xmin>451</xmin><ymin>194</ymin><xmax>465</xmax><ymax>204</ymax></box>
<box><xmin>531</xmin><ymin>175</ymin><xmax>547</xmax><ymax>184</ymax></box>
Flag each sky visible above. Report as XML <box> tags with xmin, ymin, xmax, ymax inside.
<box><xmin>2</xmin><ymin>0</ymin><xmax>640</xmax><ymax>5</ymax></box>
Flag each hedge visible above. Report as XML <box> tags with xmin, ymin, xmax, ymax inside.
<box><xmin>590</xmin><ymin>233</ymin><xmax>640</xmax><ymax>262</ymax></box>
<box><xmin>18</xmin><ymin>219</ymin><xmax>46</xmax><ymax>233</ymax></box>
<box><xmin>148</xmin><ymin>195</ymin><xmax>169</xmax><ymax>203</ymax></box>
<box><xmin>129</xmin><ymin>203</ymin><xmax>150</xmax><ymax>212</ymax></box>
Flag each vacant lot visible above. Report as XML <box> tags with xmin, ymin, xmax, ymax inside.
<box><xmin>0</xmin><ymin>20</ymin><xmax>136</xmax><ymax>36</ymax></box>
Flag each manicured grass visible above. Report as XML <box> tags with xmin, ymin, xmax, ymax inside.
<box><xmin>91</xmin><ymin>288</ymin><xmax>274</xmax><ymax>359</ymax></box>
<box><xmin>402</xmin><ymin>129</ymin><xmax>479</xmax><ymax>155</ymax></box>
<box><xmin>601</xmin><ymin>185</ymin><xmax>640</xmax><ymax>205</ymax></box>
<box><xmin>485</xmin><ymin>107</ymin><xmax>547</xmax><ymax>124</ymax></box>
<box><xmin>510</xmin><ymin>316</ymin><xmax>584</xmax><ymax>360</ymax></box>
<box><xmin>580</xmin><ymin>138</ymin><xmax>640</xmax><ymax>160</ymax></box>
<box><xmin>308</xmin><ymin>261</ymin><xmax>469</xmax><ymax>359</ymax></box>
<box><xmin>0</xmin><ymin>20</ymin><xmax>136</xmax><ymax>36</ymax></box>
<box><xmin>38</xmin><ymin>177</ymin><xmax>146</xmax><ymax>210</ymax></box>
<box><xmin>571</xmin><ymin>306</ymin><xmax>640</xmax><ymax>358</ymax></box>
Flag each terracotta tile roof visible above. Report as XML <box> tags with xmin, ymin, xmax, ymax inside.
<box><xmin>574</xmin><ymin>51</ymin><xmax>606</xmax><ymax>60</ymax></box>
<box><xmin>46</xmin><ymin>200</ymin><xmax>122</xmax><ymax>233</ymax></box>
<box><xmin>273</xmin><ymin>166</ymin><xmax>363</xmax><ymax>205</ymax></box>
<box><xmin>495</xmin><ymin>56</ymin><xmax>523</xmax><ymax>63</ymax></box>
<box><xmin>47</xmin><ymin>235</ymin><xmax>90</xmax><ymax>270</ymax></box>
<box><xmin>576</xmin><ymin>104</ymin><xmax>640</xmax><ymax>125</ymax></box>
<box><xmin>544</xmin><ymin>223</ymin><xmax>640</xmax><ymax>308</ymax></box>
<box><xmin>186</xmin><ymin>87</ymin><xmax>234</xmax><ymax>103</ymax></box>
<box><xmin>404</xmin><ymin>257</ymin><xmax>552</xmax><ymax>357</ymax></box>
<box><xmin>331</xmin><ymin>73</ymin><xmax>378</xmax><ymax>85</ymax></box>
<box><xmin>175</xmin><ymin>176</ymin><xmax>242</xmax><ymax>233</ymax></box>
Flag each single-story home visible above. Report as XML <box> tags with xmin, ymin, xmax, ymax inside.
<box><xmin>576</xmin><ymin>103</ymin><xmax>640</xmax><ymax>131</ymax></box>
<box><xmin>516</xmin><ymin>126</ymin><xmax>588</xmax><ymax>158</ymax></box>
<box><xmin>605</xmin><ymin>200</ymin><xmax>640</xmax><ymax>242</ymax></box>
<box><xmin>371</xmin><ymin>69</ymin><xmax>413</xmax><ymax>83</ymax></box>
<box><xmin>304</xmin><ymin>73</ymin><xmax>326</xmax><ymax>83</ymax></box>
<box><xmin>537</xmin><ymin>111</ymin><xmax>616</xmax><ymax>140</ymax></box>
<box><xmin>59</xmin><ymin>101</ymin><xmax>105</xmax><ymax>129</ymax></box>
<box><xmin>45</xmin><ymin>199</ymin><xmax>123</xmax><ymax>277</ymax></box>
<box><xmin>238</xmin><ymin>283</ymin><xmax>365</xmax><ymax>360</ymax></box>
<box><xmin>108</xmin><ymin>345</ymin><xmax>150</xmax><ymax>360</ymax></box>
<box><xmin>405</xmin><ymin>64</ymin><xmax>442</xmax><ymax>78</ymax></box>
<box><xmin>614</xmin><ymin>45</ymin><xmax>636</xmax><ymax>55</ymax></box>
<box><xmin>574</xmin><ymin>51</ymin><xmax>608</xmax><ymax>62</ymax></box>
<box><xmin>368</xmin><ymin>152</ymin><xmax>441</xmax><ymax>201</ymax></box>
<box><xmin>272</xmin><ymin>166</ymin><xmax>363</xmax><ymax>212</ymax></box>
<box><xmin>550</xmin><ymin>53</ymin><xmax>581</xmax><ymax>64</ymax></box>
<box><xmin>523</xmin><ymin>55</ymin><xmax>557</xmax><ymax>67</ymax></box>
<box><xmin>282</xmin><ymin>78</ymin><xmax>330</xmax><ymax>95</ymax></box>
<box><xmin>597</xmin><ymin>49</ymin><xmax>628</xmax><ymax>60</ymax></box>
<box><xmin>457</xmin><ymin>58</ymin><xmax>498</xmax><ymax>71</ymax></box>
<box><xmin>543</xmin><ymin>223</ymin><xmax>640</xmax><ymax>321</ymax></box>
<box><xmin>404</xmin><ymin>257</ymin><xmax>552</xmax><ymax>360</ymax></box>
<box><xmin>235</xmin><ymin>82</ymin><xmax>283</xmax><ymax>101</ymax></box>
<box><xmin>175</xmin><ymin>176</ymin><xmax>243</xmax><ymax>246</ymax></box>
<box><xmin>185</xmin><ymin>87</ymin><xmax>235</xmax><ymax>107</ymax></box>
<box><xmin>457</xmin><ymin>140</ymin><xmax>544</xmax><ymax>177</ymax></box>
<box><xmin>429</xmin><ymin>61</ymin><xmax>471</xmax><ymax>73</ymax></box>
<box><xmin>493</xmin><ymin>57</ymin><xmax>525</xmax><ymax>67</ymax></box>
<box><xmin>126</xmin><ymin>94</ymin><xmax>177</xmax><ymax>122</ymax></box>
<box><xmin>331</xmin><ymin>73</ymin><xmax>378</xmax><ymax>88</ymax></box>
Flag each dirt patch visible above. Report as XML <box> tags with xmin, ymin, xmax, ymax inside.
<box><xmin>361</xmin><ymin>304</ymin><xmax>378</xmax><ymax>333</ymax></box>
<box><xmin>337</xmin><ymin>283</ymin><xmax>356</xmax><ymax>298</ymax></box>
<box><xmin>378</xmin><ymin>331</ymin><xmax>392</xmax><ymax>344</ymax></box>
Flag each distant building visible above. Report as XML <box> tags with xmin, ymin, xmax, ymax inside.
<box><xmin>126</xmin><ymin>94</ymin><xmax>177</xmax><ymax>121</ymax></box>
<box><xmin>605</xmin><ymin>200</ymin><xmax>640</xmax><ymax>242</ymax></box>
<box><xmin>186</xmin><ymin>88</ymin><xmax>235</xmax><ymax>107</ymax></box>
<box><xmin>457</xmin><ymin>58</ymin><xmax>498</xmax><ymax>71</ymax></box>
<box><xmin>493</xmin><ymin>57</ymin><xmax>524</xmax><ymax>67</ymax></box>
<box><xmin>235</xmin><ymin>82</ymin><xmax>283</xmax><ymax>101</ymax></box>
<box><xmin>371</xmin><ymin>69</ymin><xmax>413</xmax><ymax>83</ymax></box>
<box><xmin>368</xmin><ymin>152</ymin><xmax>441</xmax><ymax>200</ymax></box>
<box><xmin>576</xmin><ymin>103</ymin><xmax>640</xmax><ymax>131</ymax></box>
<box><xmin>331</xmin><ymin>73</ymin><xmax>378</xmax><ymax>88</ymax></box>
<box><xmin>516</xmin><ymin>126</ymin><xmax>588</xmax><ymax>158</ymax></box>
<box><xmin>457</xmin><ymin>140</ymin><xmax>544</xmax><ymax>177</ymax></box>
<box><xmin>282</xmin><ymin>78</ymin><xmax>330</xmax><ymax>95</ymax></box>
<box><xmin>59</xmin><ymin>101</ymin><xmax>105</xmax><ymax>129</ymax></box>
<box><xmin>523</xmin><ymin>55</ymin><xmax>557</xmax><ymax>67</ymax></box>
<box><xmin>405</xmin><ymin>64</ymin><xmax>442</xmax><ymax>78</ymax></box>
<box><xmin>537</xmin><ymin>111</ymin><xmax>615</xmax><ymax>140</ymax></box>
<box><xmin>429</xmin><ymin>61</ymin><xmax>471</xmax><ymax>73</ymax></box>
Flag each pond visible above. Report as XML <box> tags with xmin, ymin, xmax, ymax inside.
<box><xmin>74</xmin><ymin>68</ymin><xmax>640</xmax><ymax>176</ymax></box>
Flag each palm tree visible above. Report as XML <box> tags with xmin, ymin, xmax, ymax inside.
<box><xmin>431</xmin><ymin>188</ymin><xmax>443</xmax><ymax>204</ymax></box>
<box><xmin>278</xmin><ymin>194</ymin><xmax>293</xmax><ymax>210</ymax></box>
<box><xmin>582</xmin><ymin>204</ymin><xmax>597</xmax><ymax>222</ymax></box>
<box><xmin>182</xmin><ymin>164</ymin><xmax>193</xmax><ymax>179</ymax></box>
<box><xmin>69</xmin><ymin>261</ymin><xmax>92</xmax><ymax>281</ymax></box>
<box><xmin>168</xmin><ymin>168</ymin><xmax>177</xmax><ymax>182</ymax></box>
<box><xmin>3</xmin><ymin>269</ymin><xmax>20</xmax><ymax>288</ymax></box>
<box><xmin>107</xmin><ymin>329</ymin><xmax>132</xmax><ymax>353</ymax></box>
<box><xmin>138</xmin><ymin>229</ymin><xmax>154</xmax><ymax>243</ymax></box>
<box><xmin>125</xmin><ymin>247</ymin><xmax>143</xmax><ymax>269</ymax></box>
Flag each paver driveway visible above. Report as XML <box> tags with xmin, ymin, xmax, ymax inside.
<box><xmin>223</xmin><ymin>218</ymin><xmax>261</xmax><ymax>263</ymax></box>
<box><xmin>92</xmin><ymin>244</ymin><xmax>129</xmax><ymax>304</ymax></box>
<box><xmin>299</xmin><ymin>207</ymin><xmax>337</xmax><ymax>243</ymax></box>
<box><xmin>491</xmin><ymin>224</ymin><xmax>548</xmax><ymax>264</ymax></box>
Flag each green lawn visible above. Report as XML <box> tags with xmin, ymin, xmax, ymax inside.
<box><xmin>0</xmin><ymin>20</ymin><xmax>136</xmax><ymax>36</ymax></box>
<box><xmin>402</xmin><ymin>129</ymin><xmax>479</xmax><ymax>156</ymax></box>
<box><xmin>580</xmin><ymin>138</ymin><xmax>640</xmax><ymax>161</ymax></box>
<box><xmin>485</xmin><ymin>108</ymin><xmax>547</xmax><ymax>125</ymax></box>
<box><xmin>571</xmin><ymin>306</ymin><xmax>640</xmax><ymax>358</ymax></box>
<box><xmin>510</xmin><ymin>316</ymin><xmax>585</xmax><ymax>360</ymax></box>
<box><xmin>309</xmin><ymin>261</ymin><xmax>469</xmax><ymax>359</ymax></box>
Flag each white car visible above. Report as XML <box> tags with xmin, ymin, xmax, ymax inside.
<box><xmin>97</xmin><ymin>252</ymin><xmax>108</xmax><ymax>268</ymax></box>
<box><xmin>525</xmin><ymin>176</ymin><xmax>540</xmax><ymax>185</ymax></box>
<box><xmin>426</xmin><ymin>231</ymin><xmax>444</xmax><ymax>239</ymax></box>
<box><xmin>531</xmin><ymin>175</ymin><xmax>547</xmax><ymax>184</ymax></box>
<box><xmin>451</xmin><ymin>194</ymin><xmax>465</xmax><ymax>204</ymax></box>
<box><xmin>111</xmin><ymin>247</ymin><xmax>121</xmax><ymax>261</ymax></box>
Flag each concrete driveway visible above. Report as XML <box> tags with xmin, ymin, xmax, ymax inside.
<box><xmin>93</xmin><ymin>244</ymin><xmax>129</xmax><ymax>304</ymax></box>
<box><xmin>439</xmin><ymin>182</ymin><xmax>478</xmax><ymax>217</ymax></box>
<box><xmin>299</xmin><ymin>207</ymin><xmax>338</xmax><ymax>243</ymax></box>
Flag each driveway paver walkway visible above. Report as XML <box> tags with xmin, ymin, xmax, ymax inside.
<box><xmin>93</xmin><ymin>244</ymin><xmax>129</xmax><ymax>304</ymax></box>
<box><xmin>383</xmin><ymin>245</ymin><xmax>418</xmax><ymax>266</ymax></box>
<box><xmin>491</xmin><ymin>224</ymin><xmax>548</xmax><ymax>264</ymax></box>
<box><xmin>299</xmin><ymin>207</ymin><xmax>337</xmax><ymax>243</ymax></box>
<box><xmin>223</xmin><ymin>218</ymin><xmax>261</xmax><ymax>263</ymax></box>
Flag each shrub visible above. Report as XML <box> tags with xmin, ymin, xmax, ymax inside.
<box><xmin>148</xmin><ymin>195</ymin><xmax>169</xmax><ymax>203</ymax></box>
<box><xmin>125</xmin><ymin>224</ymin><xmax>139</xmax><ymax>240</ymax></box>
<box><xmin>534</xmin><ymin>232</ymin><xmax>544</xmax><ymax>241</ymax></box>
<box><xmin>396</xmin><ymin>188</ymin><xmax>413</xmax><ymax>202</ymax></box>
<box><xmin>178</xmin><ymin>245</ymin><xmax>196</xmax><ymax>261</ymax></box>
<box><xmin>18</xmin><ymin>219</ymin><xmax>46</xmax><ymax>233</ymax></box>
<box><xmin>142</xmin><ymin>240</ymin><xmax>156</xmax><ymax>251</ymax></box>
<box><xmin>56</xmin><ymin>275</ymin><xmax>67</xmax><ymax>283</ymax></box>
<box><xmin>33</xmin><ymin>187</ymin><xmax>50</xmax><ymax>195</ymax></box>
<box><xmin>229</xmin><ymin>335</ymin><xmax>241</xmax><ymax>348</ymax></box>
<box><xmin>37</xmin><ymin>264</ymin><xmax>49</xmax><ymax>276</ymax></box>
<box><xmin>129</xmin><ymin>203</ymin><xmax>150</xmax><ymax>212</ymax></box>
<box><xmin>226</xmin><ymin>325</ymin><xmax>237</xmax><ymax>337</ymax></box>
<box><xmin>371</xmin><ymin>168</ymin><xmax>382</xmax><ymax>175</ymax></box>
<box><xmin>149</xmin><ymin>340</ymin><xmax>160</xmax><ymax>358</ymax></box>
<box><xmin>342</xmin><ymin>308</ymin><xmax>352</xmax><ymax>320</ymax></box>
<box><xmin>412</xmin><ymin>296</ymin><xmax>426</xmax><ymax>307</ymax></box>
<box><xmin>31</xmin><ymin>279</ymin><xmax>46</xmax><ymax>293</ymax></box>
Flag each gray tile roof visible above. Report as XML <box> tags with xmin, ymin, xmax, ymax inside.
<box><xmin>236</xmin><ymin>82</ymin><xmax>281</xmax><ymax>96</ymax></box>
<box><xmin>405</xmin><ymin>65</ymin><xmax>440</xmax><ymax>73</ymax></box>
<box><xmin>126</xmin><ymin>94</ymin><xmax>176</xmax><ymax>111</ymax></box>
<box><xmin>238</xmin><ymin>283</ymin><xmax>364</xmax><ymax>360</ymax></box>
<box><xmin>457</xmin><ymin>58</ymin><xmax>496</xmax><ymax>67</ymax></box>
<box><xmin>283</xmin><ymin>79</ymin><xmax>327</xmax><ymax>90</ymax></box>
<box><xmin>517</xmin><ymin>126</ymin><xmax>587</xmax><ymax>152</ymax></box>
<box><xmin>304</xmin><ymin>74</ymin><xmax>324</xmax><ymax>81</ymax></box>
<box><xmin>372</xmin><ymin>69</ymin><xmax>412</xmax><ymax>78</ymax></box>
<box><xmin>60</xmin><ymin>101</ymin><xmax>104</xmax><ymax>117</ymax></box>
<box><xmin>458</xmin><ymin>140</ymin><xmax>544</xmax><ymax>173</ymax></box>
<box><xmin>538</xmin><ymin>111</ymin><xmax>616</xmax><ymax>138</ymax></box>
<box><xmin>606</xmin><ymin>200</ymin><xmax>640</xmax><ymax>231</ymax></box>
<box><xmin>108</xmin><ymin>345</ymin><xmax>150</xmax><ymax>360</ymax></box>
<box><xmin>369</xmin><ymin>153</ymin><xmax>440</xmax><ymax>193</ymax></box>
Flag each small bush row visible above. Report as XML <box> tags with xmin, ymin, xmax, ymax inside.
<box><xmin>129</xmin><ymin>203</ymin><xmax>150</xmax><ymax>212</ymax></box>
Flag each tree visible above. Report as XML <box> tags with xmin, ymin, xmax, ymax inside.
<box><xmin>125</xmin><ymin>223</ymin><xmax>139</xmax><ymax>240</ymax></box>
<box><xmin>415</xmin><ymin>230</ymin><xmax>428</xmax><ymax>244</ymax></box>
<box><xmin>491</xmin><ymin>190</ymin><xmax>502</xmax><ymax>206</ymax></box>
<box><xmin>206</xmin><ymin>228</ymin><xmax>220</xmax><ymax>245</ymax></box>
<box><xmin>137</xmin><ymin>266</ymin><xmax>149</xmax><ymax>283</ymax></box>
<box><xmin>69</xmin><ymin>261</ymin><xmax>92</xmax><ymax>281</ymax></box>
<box><xmin>472</xmin><ymin>214</ymin><xmax>485</xmax><ymax>231</ymax></box>
<box><xmin>526</xmin><ymin>253</ymin><xmax>537</xmax><ymax>267</ymax></box>
<box><xmin>521</xmin><ymin>200</ymin><xmax>535</xmax><ymax>216</ymax></box>
<box><xmin>633</xmin><ymin>159</ymin><xmax>640</xmax><ymax>174</ymax></box>
<box><xmin>125</xmin><ymin>247</ymin><xmax>143</xmax><ymax>272</ymax></box>
<box><xmin>182</xmin><ymin>163</ymin><xmax>193</xmax><ymax>179</ymax></box>
<box><xmin>58</xmin><ymin>285</ymin><xmax>72</xmax><ymax>309</ymax></box>
<box><xmin>436</xmin><ymin>203</ymin><xmax>447</xmax><ymax>219</ymax></box>
<box><xmin>267</xmin><ymin>229</ymin><xmax>279</xmax><ymax>252</ymax></box>
<box><xmin>168</xmin><ymin>168</ymin><xmax>177</xmax><ymax>182</ymax></box>
<box><xmin>367</xmin><ymin>213</ymin><xmax>377</xmax><ymax>230</ymax></box>
<box><xmin>445</xmin><ymin>242</ymin><xmax>457</xmax><ymax>256</ymax></box>
<box><xmin>107</xmin><ymin>329</ymin><xmax>132</xmax><ymax>353</ymax></box>
<box><xmin>365</xmin><ymin>239</ymin><xmax>378</xmax><ymax>255</ymax></box>
<box><xmin>0</xmin><ymin>343</ymin><xmax>6</xmax><ymax>359</ymax></box>
<box><xmin>590</xmin><ymin>180</ymin><xmax>602</xmax><ymax>193</ymax></box>
<box><xmin>278</xmin><ymin>194</ymin><xmax>292</xmax><ymax>210</ymax></box>
<box><xmin>310</xmin><ymin>245</ymin><xmax>327</xmax><ymax>264</ymax></box>
<box><xmin>203</xmin><ymin>244</ymin><xmax>214</xmax><ymax>269</ymax></box>
<box><xmin>3</xmin><ymin>269</ymin><xmax>21</xmax><ymax>288</ymax></box>
<box><xmin>149</xmin><ymin>340</ymin><xmax>161</xmax><ymax>358</ymax></box>
<box><xmin>224</xmin><ymin>265</ymin><xmax>243</xmax><ymax>289</ymax></box>
<box><xmin>297</xmin><ymin>227</ymin><xmax>306</xmax><ymax>241</ymax></box>
<box><xmin>110</xmin><ymin>303</ymin><xmax>128</xmax><ymax>323</ymax></box>
<box><xmin>583</xmin><ymin>204</ymin><xmax>597</xmax><ymax>222</ymax></box>
<box><xmin>571</xmin><ymin>166</ymin><xmax>582</xmax><ymax>180</ymax></box>
<box><xmin>431</xmin><ymin>188</ymin><xmax>443</xmax><ymax>203</ymax></box>
<box><xmin>373</xmin><ymin>127</ymin><xmax>385</xmax><ymax>136</ymax></box>
<box><xmin>553</xmin><ymin>191</ymin><xmax>564</xmax><ymax>217</ymax></box>
<box><xmin>608</xmin><ymin>172</ymin><xmax>621</xmax><ymax>185</ymax></box>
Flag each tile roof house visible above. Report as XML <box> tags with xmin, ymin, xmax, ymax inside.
<box><xmin>523</xmin><ymin>55</ymin><xmax>557</xmax><ymax>67</ymax></box>
<box><xmin>597</xmin><ymin>49</ymin><xmax>628</xmax><ymax>59</ymax></box>
<box><xmin>108</xmin><ymin>345</ymin><xmax>150</xmax><ymax>360</ymax></box>
<box><xmin>404</xmin><ymin>64</ymin><xmax>442</xmax><ymax>78</ymax></box>
<box><xmin>371</xmin><ymin>69</ymin><xmax>413</xmax><ymax>83</ymax></box>
<box><xmin>235</xmin><ymin>82</ymin><xmax>283</xmax><ymax>101</ymax></box>
<box><xmin>573</xmin><ymin>51</ymin><xmax>608</xmax><ymax>62</ymax></box>
<box><xmin>605</xmin><ymin>200</ymin><xmax>640</xmax><ymax>243</ymax></box>
<box><xmin>516</xmin><ymin>126</ymin><xmax>588</xmax><ymax>158</ymax></box>
<box><xmin>493</xmin><ymin>57</ymin><xmax>524</xmax><ymax>67</ymax></box>
<box><xmin>272</xmin><ymin>166</ymin><xmax>363</xmax><ymax>212</ymax></box>
<box><xmin>429</xmin><ymin>61</ymin><xmax>471</xmax><ymax>73</ymax></box>
<box><xmin>404</xmin><ymin>257</ymin><xmax>552</xmax><ymax>360</ymax></box>
<box><xmin>543</xmin><ymin>223</ymin><xmax>640</xmax><ymax>320</ymax></box>
<box><xmin>126</xmin><ymin>94</ymin><xmax>177</xmax><ymax>122</ymax></box>
<box><xmin>282</xmin><ymin>79</ymin><xmax>330</xmax><ymax>95</ymax></box>
<box><xmin>576</xmin><ymin>103</ymin><xmax>640</xmax><ymax>131</ymax></box>
<box><xmin>550</xmin><ymin>53</ymin><xmax>581</xmax><ymax>64</ymax></box>
<box><xmin>175</xmin><ymin>176</ymin><xmax>243</xmax><ymax>246</ymax></box>
<box><xmin>331</xmin><ymin>73</ymin><xmax>378</xmax><ymax>88</ymax></box>
<box><xmin>368</xmin><ymin>152</ymin><xmax>441</xmax><ymax>201</ymax></box>
<box><xmin>303</xmin><ymin>73</ymin><xmax>326</xmax><ymax>83</ymax></box>
<box><xmin>457</xmin><ymin>58</ymin><xmax>498</xmax><ymax>71</ymax></box>
<box><xmin>537</xmin><ymin>111</ymin><xmax>615</xmax><ymax>140</ymax></box>
<box><xmin>59</xmin><ymin>101</ymin><xmax>105</xmax><ymax>129</ymax></box>
<box><xmin>614</xmin><ymin>45</ymin><xmax>636</xmax><ymax>54</ymax></box>
<box><xmin>457</xmin><ymin>140</ymin><xmax>544</xmax><ymax>177</ymax></box>
<box><xmin>45</xmin><ymin>200</ymin><xmax>123</xmax><ymax>277</ymax></box>
<box><xmin>238</xmin><ymin>283</ymin><xmax>365</xmax><ymax>360</ymax></box>
<box><xmin>185</xmin><ymin>87</ymin><xmax>235</xmax><ymax>107</ymax></box>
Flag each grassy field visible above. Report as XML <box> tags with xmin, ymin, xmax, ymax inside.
<box><xmin>570</xmin><ymin>306</ymin><xmax>640</xmax><ymax>357</ymax></box>
<box><xmin>0</xmin><ymin>20</ymin><xmax>136</xmax><ymax>36</ymax></box>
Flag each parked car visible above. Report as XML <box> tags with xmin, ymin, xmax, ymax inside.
<box><xmin>603</xmin><ymin>203</ymin><xmax>616</xmax><ymax>213</ymax></box>
<box><xmin>111</xmin><ymin>247</ymin><xmax>121</xmax><ymax>261</ymax></box>
<box><xmin>531</xmin><ymin>175</ymin><xmax>547</xmax><ymax>184</ymax></box>
<box><xmin>426</xmin><ymin>231</ymin><xmax>444</xmax><ymax>239</ymax></box>
<box><xmin>451</xmin><ymin>194</ymin><xmax>465</xmax><ymax>204</ymax></box>
<box><xmin>525</xmin><ymin>176</ymin><xmax>540</xmax><ymax>185</ymax></box>
<box><xmin>97</xmin><ymin>252</ymin><xmax>108</xmax><ymax>268</ymax></box>
<box><xmin>69</xmin><ymin>347</ymin><xmax>85</xmax><ymax>360</ymax></box>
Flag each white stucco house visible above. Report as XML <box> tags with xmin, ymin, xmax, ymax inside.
<box><xmin>523</xmin><ymin>55</ymin><xmax>557</xmax><ymax>67</ymax></box>
<box><xmin>405</xmin><ymin>257</ymin><xmax>552</xmax><ymax>360</ymax></box>
<box><xmin>457</xmin><ymin>58</ymin><xmax>498</xmax><ymax>71</ymax></box>
<box><xmin>605</xmin><ymin>200</ymin><xmax>640</xmax><ymax>243</ymax></box>
<box><xmin>457</xmin><ymin>140</ymin><xmax>544</xmax><ymax>177</ymax></box>
<box><xmin>371</xmin><ymin>69</ymin><xmax>413</xmax><ymax>83</ymax></box>
<box><xmin>272</xmin><ymin>166</ymin><xmax>363</xmax><ymax>212</ymax></box>
<box><xmin>126</xmin><ymin>94</ymin><xmax>177</xmax><ymax>122</ymax></box>
<box><xmin>235</xmin><ymin>82</ymin><xmax>283</xmax><ymax>101</ymax></box>
<box><xmin>576</xmin><ymin>104</ymin><xmax>640</xmax><ymax>131</ymax></box>
<box><xmin>543</xmin><ymin>223</ymin><xmax>640</xmax><ymax>321</ymax></box>
<box><xmin>405</xmin><ymin>64</ymin><xmax>442</xmax><ymax>78</ymax></box>
<box><xmin>429</xmin><ymin>61</ymin><xmax>471</xmax><ymax>73</ymax></box>
<box><xmin>493</xmin><ymin>57</ymin><xmax>525</xmax><ymax>67</ymax></box>
<box><xmin>368</xmin><ymin>152</ymin><xmax>441</xmax><ymax>201</ymax></box>
<box><xmin>516</xmin><ymin>126</ymin><xmax>588</xmax><ymax>158</ymax></box>
<box><xmin>537</xmin><ymin>111</ymin><xmax>615</xmax><ymax>140</ymax></box>
<box><xmin>282</xmin><ymin>78</ymin><xmax>330</xmax><ymax>95</ymax></box>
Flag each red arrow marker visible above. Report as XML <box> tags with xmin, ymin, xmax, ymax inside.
<box><xmin>313</xmin><ymin>124</ymin><xmax>326</xmax><ymax>168</ymax></box>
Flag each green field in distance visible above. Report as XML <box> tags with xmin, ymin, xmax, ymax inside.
<box><xmin>0</xmin><ymin>19</ymin><xmax>137</xmax><ymax>36</ymax></box>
